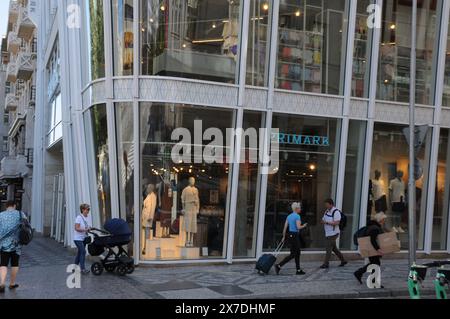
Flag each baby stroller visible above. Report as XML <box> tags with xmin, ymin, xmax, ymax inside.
<box><xmin>87</xmin><ymin>218</ymin><xmax>135</xmax><ymax>276</ymax></box>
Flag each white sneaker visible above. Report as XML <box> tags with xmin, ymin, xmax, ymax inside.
<box><xmin>397</xmin><ymin>226</ymin><xmax>406</xmax><ymax>233</ymax></box>
<box><xmin>391</xmin><ymin>227</ymin><xmax>398</xmax><ymax>233</ymax></box>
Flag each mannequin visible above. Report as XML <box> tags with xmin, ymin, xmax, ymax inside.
<box><xmin>373</xmin><ymin>170</ymin><xmax>387</xmax><ymax>213</ymax></box>
<box><xmin>141</xmin><ymin>184</ymin><xmax>157</xmax><ymax>255</ymax></box>
<box><xmin>389</xmin><ymin>170</ymin><xmax>406</xmax><ymax>233</ymax></box>
<box><xmin>181</xmin><ymin>177</ymin><xmax>200</xmax><ymax>247</ymax></box>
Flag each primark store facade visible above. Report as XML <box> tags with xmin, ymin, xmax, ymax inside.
<box><xmin>31</xmin><ymin>0</ymin><xmax>450</xmax><ymax>264</ymax></box>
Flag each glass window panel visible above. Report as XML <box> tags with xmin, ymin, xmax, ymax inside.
<box><xmin>234</xmin><ymin>111</ymin><xmax>265</xmax><ymax>258</ymax></box>
<box><xmin>139</xmin><ymin>103</ymin><xmax>234</xmax><ymax>260</ymax></box>
<box><xmin>377</xmin><ymin>0</ymin><xmax>439</xmax><ymax>104</ymax></box>
<box><xmin>352</xmin><ymin>0</ymin><xmax>373</xmax><ymax>98</ymax></box>
<box><xmin>443</xmin><ymin>9</ymin><xmax>450</xmax><ymax>106</ymax></box>
<box><xmin>140</xmin><ymin>0</ymin><xmax>241</xmax><ymax>83</ymax></box>
<box><xmin>370</xmin><ymin>122</ymin><xmax>431</xmax><ymax>250</ymax></box>
<box><xmin>432</xmin><ymin>128</ymin><xmax>450</xmax><ymax>250</ymax></box>
<box><xmin>276</xmin><ymin>0</ymin><xmax>349</xmax><ymax>94</ymax></box>
<box><xmin>116</xmin><ymin>103</ymin><xmax>135</xmax><ymax>254</ymax></box>
<box><xmin>85</xmin><ymin>0</ymin><xmax>106</xmax><ymax>80</ymax></box>
<box><xmin>85</xmin><ymin>104</ymin><xmax>112</xmax><ymax>226</ymax></box>
<box><xmin>112</xmin><ymin>0</ymin><xmax>134</xmax><ymax>76</ymax></box>
<box><xmin>264</xmin><ymin>114</ymin><xmax>340</xmax><ymax>251</ymax></box>
<box><xmin>341</xmin><ymin>120</ymin><xmax>367</xmax><ymax>250</ymax></box>
<box><xmin>246</xmin><ymin>0</ymin><xmax>272</xmax><ymax>86</ymax></box>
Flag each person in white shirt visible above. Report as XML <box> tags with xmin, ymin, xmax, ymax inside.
<box><xmin>320</xmin><ymin>199</ymin><xmax>347</xmax><ymax>269</ymax></box>
<box><xmin>74</xmin><ymin>203</ymin><xmax>92</xmax><ymax>274</ymax></box>
<box><xmin>389</xmin><ymin>171</ymin><xmax>406</xmax><ymax>233</ymax></box>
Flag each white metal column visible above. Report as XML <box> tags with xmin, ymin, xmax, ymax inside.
<box><xmin>133</xmin><ymin>0</ymin><xmax>140</xmax><ymax>264</ymax></box>
<box><xmin>103</xmin><ymin>0</ymin><xmax>120</xmax><ymax>219</ymax></box>
<box><xmin>335</xmin><ymin>0</ymin><xmax>357</xmax><ymax>211</ymax></box>
<box><xmin>424</xmin><ymin>1</ymin><xmax>450</xmax><ymax>254</ymax></box>
<box><xmin>256</xmin><ymin>0</ymin><xmax>279</xmax><ymax>258</ymax></box>
<box><xmin>359</xmin><ymin>0</ymin><xmax>383</xmax><ymax>228</ymax></box>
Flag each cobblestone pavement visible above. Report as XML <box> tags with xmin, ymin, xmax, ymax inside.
<box><xmin>0</xmin><ymin>236</ymin><xmax>447</xmax><ymax>299</ymax></box>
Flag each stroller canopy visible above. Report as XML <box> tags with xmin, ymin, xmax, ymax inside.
<box><xmin>104</xmin><ymin>219</ymin><xmax>131</xmax><ymax>236</ymax></box>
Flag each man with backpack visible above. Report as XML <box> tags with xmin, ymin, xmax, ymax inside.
<box><xmin>320</xmin><ymin>198</ymin><xmax>348</xmax><ymax>269</ymax></box>
<box><xmin>0</xmin><ymin>201</ymin><xmax>28</xmax><ymax>293</ymax></box>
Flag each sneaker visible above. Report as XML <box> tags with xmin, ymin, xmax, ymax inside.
<box><xmin>319</xmin><ymin>264</ymin><xmax>329</xmax><ymax>269</ymax></box>
<box><xmin>81</xmin><ymin>269</ymin><xmax>90</xmax><ymax>275</ymax></box>
<box><xmin>0</xmin><ymin>286</ymin><xmax>4</xmax><ymax>293</ymax></box>
<box><xmin>354</xmin><ymin>271</ymin><xmax>363</xmax><ymax>284</ymax></box>
<box><xmin>9</xmin><ymin>284</ymin><xmax>19</xmax><ymax>290</ymax></box>
<box><xmin>339</xmin><ymin>261</ymin><xmax>348</xmax><ymax>267</ymax></box>
<box><xmin>296</xmin><ymin>269</ymin><xmax>306</xmax><ymax>275</ymax></box>
<box><xmin>391</xmin><ymin>226</ymin><xmax>398</xmax><ymax>233</ymax></box>
<box><xmin>397</xmin><ymin>226</ymin><xmax>406</xmax><ymax>233</ymax></box>
<box><xmin>275</xmin><ymin>264</ymin><xmax>281</xmax><ymax>275</ymax></box>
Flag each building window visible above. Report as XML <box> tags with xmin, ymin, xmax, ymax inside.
<box><xmin>234</xmin><ymin>111</ymin><xmax>265</xmax><ymax>258</ymax></box>
<box><xmin>140</xmin><ymin>0</ymin><xmax>242</xmax><ymax>83</ymax></box>
<box><xmin>432</xmin><ymin>128</ymin><xmax>450</xmax><ymax>250</ymax></box>
<box><xmin>116</xmin><ymin>103</ymin><xmax>135</xmax><ymax>253</ymax></box>
<box><xmin>341</xmin><ymin>120</ymin><xmax>367</xmax><ymax>250</ymax></box>
<box><xmin>443</xmin><ymin>7</ymin><xmax>450</xmax><ymax>106</ymax></box>
<box><xmin>246</xmin><ymin>0</ymin><xmax>272</xmax><ymax>86</ymax></box>
<box><xmin>276</xmin><ymin>0</ymin><xmax>349</xmax><ymax>95</ymax></box>
<box><xmin>370</xmin><ymin>123</ymin><xmax>432</xmax><ymax>250</ymax></box>
<box><xmin>377</xmin><ymin>0</ymin><xmax>439</xmax><ymax>104</ymax></box>
<box><xmin>139</xmin><ymin>103</ymin><xmax>234</xmax><ymax>260</ymax></box>
<box><xmin>85</xmin><ymin>0</ymin><xmax>106</xmax><ymax>80</ymax></box>
<box><xmin>85</xmin><ymin>104</ymin><xmax>111</xmax><ymax>226</ymax></box>
<box><xmin>264</xmin><ymin>114</ymin><xmax>340</xmax><ymax>251</ymax></box>
<box><xmin>352</xmin><ymin>0</ymin><xmax>374</xmax><ymax>98</ymax></box>
<box><xmin>47</xmin><ymin>94</ymin><xmax>62</xmax><ymax>146</ymax></box>
<box><xmin>112</xmin><ymin>0</ymin><xmax>134</xmax><ymax>76</ymax></box>
<box><xmin>2</xmin><ymin>137</ymin><xmax>8</xmax><ymax>153</ymax></box>
<box><xmin>4</xmin><ymin>113</ymin><xmax>9</xmax><ymax>126</ymax></box>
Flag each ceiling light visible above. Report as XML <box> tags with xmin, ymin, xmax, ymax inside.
<box><xmin>262</xmin><ymin>3</ymin><xmax>269</xmax><ymax>11</ymax></box>
<box><xmin>390</xmin><ymin>24</ymin><xmax>396</xmax><ymax>30</ymax></box>
<box><xmin>295</xmin><ymin>10</ymin><xmax>301</xmax><ymax>17</ymax></box>
<box><xmin>160</xmin><ymin>5</ymin><xmax>166</xmax><ymax>11</ymax></box>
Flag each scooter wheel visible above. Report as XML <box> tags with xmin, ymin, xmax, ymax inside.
<box><xmin>126</xmin><ymin>264</ymin><xmax>135</xmax><ymax>274</ymax></box>
<box><xmin>91</xmin><ymin>262</ymin><xmax>104</xmax><ymax>276</ymax></box>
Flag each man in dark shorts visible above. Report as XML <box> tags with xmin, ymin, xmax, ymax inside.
<box><xmin>0</xmin><ymin>200</ymin><xmax>26</xmax><ymax>292</ymax></box>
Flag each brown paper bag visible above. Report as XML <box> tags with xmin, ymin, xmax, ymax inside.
<box><xmin>358</xmin><ymin>232</ymin><xmax>401</xmax><ymax>258</ymax></box>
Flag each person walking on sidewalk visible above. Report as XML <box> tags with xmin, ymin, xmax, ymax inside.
<box><xmin>275</xmin><ymin>202</ymin><xmax>308</xmax><ymax>275</ymax></box>
<box><xmin>0</xmin><ymin>201</ymin><xmax>27</xmax><ymax>293</ymax></box>
<box><xmin>74</xmin><ymin>204</ymin><xmax>92</xmax><ymax>274</ymax></box>
<box><xmin>320</xmin><ymin>199</ymin><xmax>347</xmax><ymax>269</ymax></box>
<box><xmin>354</xmin><ymin>212</ymin><xmax>386</xmax><ymax>285</ymax></box>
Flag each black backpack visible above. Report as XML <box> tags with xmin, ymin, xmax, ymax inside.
<box><xmin>331</xmin><ymin>208</ymin><xmax>347</xmax><ymax>231</ymax></box>
<box><xmin>353</xmin><ymin>226</ymin><xmax>368</xmax><ymax>246</ymax></box>
<box><xmin>17</xmin><ymin>211</ymin><xmax>34</xmax><ymax>245</ymax></box>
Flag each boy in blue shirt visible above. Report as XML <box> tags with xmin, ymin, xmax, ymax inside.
<box><xmin>275</xmin><ymin>202</ymin><xmax>308</xmax><ymax>275</ymax></box>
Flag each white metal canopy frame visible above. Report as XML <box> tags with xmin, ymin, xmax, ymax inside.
<box><xmin>30</xmin><ymin>0</ymin><xmax>450</xmax><ymax>265</ymax></box>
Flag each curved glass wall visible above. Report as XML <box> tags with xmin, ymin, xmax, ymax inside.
<box><xmin>85</xmin><ymin>0</ymin><xmax>106</xmax><ymax>80</ymax></box>
<box><xmin>112</xmin><ymin>0</ymin><xmax>134</xmax><ymax>76</ymax></box>
<box><xmin>276</xmin><ymin>0</ymin><xmax>349</xmax><ymax>95</ymax></box>
<box><xmin>140</xmin><ymin>0</ymin><xmax>242</xmax><ymax>83</ymax></box>
<box><xmin>85</xmin><ymin>104</ymin><xmax>112</xmax><ymax>227</ymax></box>
<box><xmin>377</xmin><ymin>0</ymin><xmax>440</xmax><ymax>104</ymax></box>
<box><xmin>139</xmin><ymin>103</ymin><xmax>234</xmax><ymax>260</ymax></box>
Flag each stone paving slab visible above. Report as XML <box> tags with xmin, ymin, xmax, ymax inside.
<box><xmin>0</xmin><ymin>236</ymin><xmax>446</xmax><ymax>299</ymax></box>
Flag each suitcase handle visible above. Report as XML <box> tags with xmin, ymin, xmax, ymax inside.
<box><xmin>273</xmin><ymin>240</ymin><xmax>285</xmax><ymax>255</ymax></box>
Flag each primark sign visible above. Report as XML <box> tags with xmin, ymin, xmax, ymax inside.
<box><xmin>272</xmin><ymin>132</ymin><xmax>330</xmax><ymax>147</ymax></box>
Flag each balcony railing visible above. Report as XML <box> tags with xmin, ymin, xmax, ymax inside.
<box><xmin>17</xmin><ymin>5</ymin><xmax>36</xmax><ymax>41</ymax></box>
<box><xmin>15</xmin><ymin>52</ymin><xmax>35</xmax><ymax>81</ymax></box>
<box><xmin>9</xmin><ymin>1</ymin><xmax>19</xmax><ymax>24</ymax></box>
<box><xmin>5</xmin><ymin>93</ymin><xmax>18</xmax><ymax>112</ymax></box>
<box><xmin>6</xmin><ymin>61</ymin><xmax>17</xmax><ymax>83</ymax></box>
<box><xmin>7</xmin><ymin>32</ymin><xmax>21</xmax><ymax>54</ymax></box>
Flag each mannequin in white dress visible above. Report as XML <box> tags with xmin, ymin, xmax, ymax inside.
<box><xmin>181</xmin><ymin>177</ymin><xmax>200</xmax><ymax>247</ymax></box>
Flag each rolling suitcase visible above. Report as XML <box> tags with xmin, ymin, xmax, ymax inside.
<box><xmin>255</xmin><ymin>241</ymin><xmax>284</xmax><ymax>275</ymax></box>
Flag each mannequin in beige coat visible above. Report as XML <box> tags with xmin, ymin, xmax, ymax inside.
<box><xmin>181</xmin><ymin>177</ymin><xmax>200</xmax><ymax>247</ymax></box>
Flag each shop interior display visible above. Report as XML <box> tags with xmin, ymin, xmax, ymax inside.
<box><xmin>181</xmin><ymin>177</ymin><xmax>200</xmax><ymax>248</ymax></box>
<box><xmin>352</xmin><ymin>14</ymin><xmax>369</xmax><ymax>97</ymax></box>
<box><xmin>389</xmin><ymin>170</ymin><xmax>406</xmax><ymax>233</ymax></box>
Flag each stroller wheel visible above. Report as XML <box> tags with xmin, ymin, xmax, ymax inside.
<box><xmin>105</xmin><ymin>265</ymin><xmax>116</xmax><ymax>273</ymax></box>
<box><xmin>126</xmin><ymin>264</ymin><xmax>135</xmax><ymax>274</ymax></box>
<box><xmin>91</xmin><ymin>262</ymin><xmax>104</xmax><ymax>276</ymax></box>
<box><xmin>117</xmin><ymin>264</ymin><xmax>127</xmax><ymax>276</ymax></box>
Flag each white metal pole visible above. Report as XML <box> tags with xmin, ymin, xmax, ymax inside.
<box><xmin>408</xmin><ymin>0</ymin><xmax>417</xmax><ymax>266</ymax></box>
